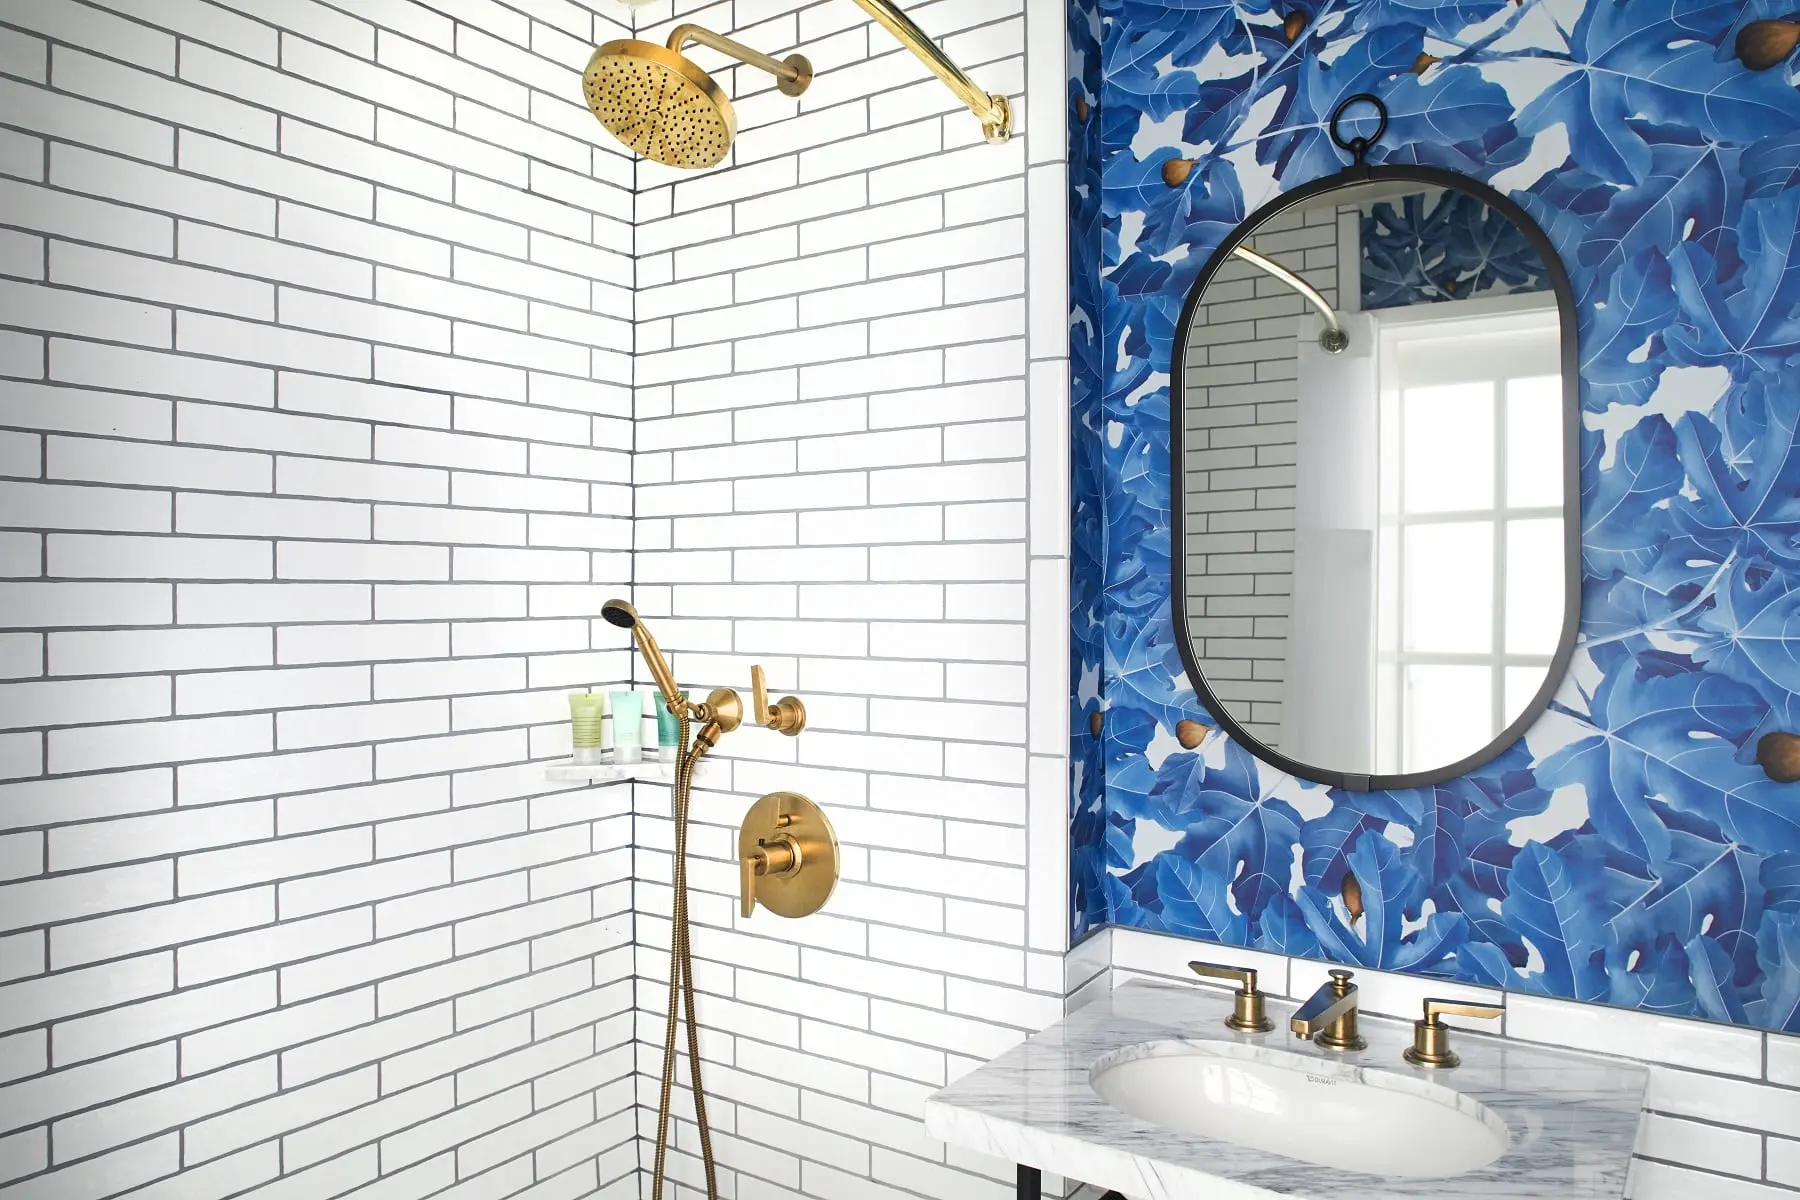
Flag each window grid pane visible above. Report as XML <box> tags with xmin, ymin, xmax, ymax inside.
<box><xmin>1378</xmin><ymin>319</ymin><xmax>1565</xmax><ymax>774</ymax></box>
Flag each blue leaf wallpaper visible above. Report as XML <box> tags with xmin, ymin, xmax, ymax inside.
<box><xmin>1360</xmin><ymin>189</ymin><xmax>1554</xmax><ymax>308</ymax></box>
<box><xmin>1067</xmin><ymin>0</ymin><xmax>1800</xmax><ymax>1033</ymax></box>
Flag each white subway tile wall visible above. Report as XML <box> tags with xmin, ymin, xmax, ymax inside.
<box><xmin>0</xmin><ymin>1</ymin><xmax>641</xmax><ymax>1198</ymax></box>
<box><xmin>618</xmin><ymin>0</ymin><xmax>1072</xmax><ymax>1196</ymax></box>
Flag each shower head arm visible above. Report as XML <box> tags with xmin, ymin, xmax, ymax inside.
<box><xmin>1230</xmin><ymin>244</ymin><xmax>1349</xmax><ymax>353</ymax></box>
<box><xmin>847</xmin><ymin>0</ymin><xmax>1012</xmax><ymax>143</ymax></box>
<box><xmin>668</xmin><ymin>24</ymin><xmax>813</xmax><ymax>95</ymax></box>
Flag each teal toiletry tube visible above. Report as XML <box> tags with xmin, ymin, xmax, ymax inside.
<box><xmin>568</xmin><ymin>693</ymin><xmax>605</xmax><ymax>764</ymax></box>
<box><xmin>610</xmin><ymin>691</ymin><xmax>644</xmax><ymax>764</ymax></box>
<box><xmin>655</xmin><ymin>690</ymin><xmax>686</xmax><ymax>760</ymax></box>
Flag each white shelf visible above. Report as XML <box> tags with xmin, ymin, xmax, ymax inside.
<box><xmin>545</xmin><ymin>757</ymin><xmax>677</xmax><ymax>783</ymax></box>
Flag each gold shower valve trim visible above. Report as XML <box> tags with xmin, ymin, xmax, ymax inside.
<box><xmin>739</xmin><ymin>792</ymin><xmax>839</xmax><ymax>919</ymax></box>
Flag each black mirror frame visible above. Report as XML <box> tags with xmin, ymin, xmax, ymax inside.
<box><xmin>1168</xmin><ymin>163</ymin><xmax>1582</xmax><ymax>793</ymax></box>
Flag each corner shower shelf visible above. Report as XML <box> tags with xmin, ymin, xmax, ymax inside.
<box><xmin>545</xmin><ymin>757</ymin><xmax>676</xmax><ymax>783</ymax></box>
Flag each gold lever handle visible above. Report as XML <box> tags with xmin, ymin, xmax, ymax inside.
<box><xmin>750</xmin><ymin>664</ymin><xmax>807</xmax><ymax>736</ymax></box>
<box><xmin>1423</xmin><ymin>999</ymin><xmax>1505</xmax><ymax>1024</ymax></box>
<box><xmin>1188</xmin><ymin>961</ymin><xmax>1273</xmax><ymax>1033</ymax></box>
<box><xmin>740</xmin><ymin>837</ymin><xmax>798</xmax><ymax>919</ymax></box>
<box><xmin>1405</xmin><ymin>996</ymin><xmax>1504</xmax><ymax>1069</ymax></box>
<box><xmin>1189</xmin><ymin>960</ymin><xmax>1257</xmax><ymax>990</ymax></box>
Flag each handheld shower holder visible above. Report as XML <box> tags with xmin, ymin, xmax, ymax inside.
<box><xmin>601</xmin><ymin>598</ymin><xmax>807</xmax><ymax>749</ymax></box>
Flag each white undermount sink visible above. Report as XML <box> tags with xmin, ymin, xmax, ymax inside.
<box><xmin>924</xmin><ymin>981</ymin><xmax>1648</xmax><ymax>1199</ymax></box>
<box><xmin>1090</xmin><ymin>1040</ymin><xmax>1509</xmax><ymax>1179</ymax></box>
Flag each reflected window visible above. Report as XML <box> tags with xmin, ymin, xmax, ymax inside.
<box><xmin>1374</xmin><ymin>307</ymin><xmax>1562</xmax><ymax>774</ymax></box>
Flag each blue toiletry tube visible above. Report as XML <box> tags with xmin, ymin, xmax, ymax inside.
<box><xmin>655</xmin><ymin>690</ymin><xmax>685</xmax><ymax>760</ymax></box>
<box><xmin>610</xmin><ymin>691</ymin><xmax>644</xmax><ymax>765</ymax></box>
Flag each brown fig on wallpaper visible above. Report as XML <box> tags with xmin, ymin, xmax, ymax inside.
<box><xmin>1162</xmin><ymin>157</ymin><xmax>1196</xmax><ymax>188</ymax></box>
<box><xmin>1342</xmin><ymin>871</ymin><xmax>1364</xmax><ymax>923</ymax></box>
<box><xmin>1412</xmin><ymin>52</ymin><xmax>1439</xmax><ymax>75</ymax></box>
<box><xmin>1089</xmin><ymin>709</ymin><xmax>1104</xmax><ymax>737</ymax></box>
<box><xmin>1736</xmin><ymin>19</ymin><xmax>1800</xmax><ymax>71</ymax></box>
<box><xmin>1176</xmin><ymin>719</ymin><xmax>1209</xmax><ymax>749</ymax></box>
<box><xmin>1283</xmin><ymin>11</ymin><xmax>1309</xmax><ymax>42</ymax></box>
<box><xmin>1075</xmin><ymin>94</ymin><xmax>1089</xmax><ymax>123</ymax></box>
<box><xmin>1757</xmin><ymin>731</ymin><xmax>1800</xmax><ymax>782</ymax></box>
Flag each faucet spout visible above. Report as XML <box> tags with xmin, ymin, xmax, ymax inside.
<box><xmin>1290</xmin><ymin>969</ymin><xmax>1367</xmax><ymax>1051</ymax></box>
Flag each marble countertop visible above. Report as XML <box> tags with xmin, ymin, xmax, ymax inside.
<box><xmin>925</xmin><ymin>980</ymin><xmax>1647</xmax><ymax>1199</ymax></box>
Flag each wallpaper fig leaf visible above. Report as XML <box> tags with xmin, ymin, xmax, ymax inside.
<box><xmin>1070</xmin><ymin>0</ymin><xmax>1800</xmax><ymax>1031</ymax></box>
<box><xmin>1360</xmin><ymin>190</ymin><xmax>1554</xmax><ymax>308</ymax></box>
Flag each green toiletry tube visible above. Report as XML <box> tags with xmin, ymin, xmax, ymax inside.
<box><xmin>568</xmin><ymin>693</ymin><xmax>605</xmax><ymax>765</ymax></box>
<box><xmin>655</xmin><ymin>690</ymin><xmax>686</xmax><ymax>761</ymax></box>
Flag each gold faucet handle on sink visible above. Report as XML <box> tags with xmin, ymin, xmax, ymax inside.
<box><xmin>1188</xmin><ymin>961</ymin><xmax>1275</xmax><ymax>1033</ymax></box>
<box><xmin>750</xmin><ymin>664</ymin><xmax>807</xmax><ymax>736</ymax></box>
<box><xmin>1404</xmin><ymin>997</ymin><xmax>1505</xmax><ymax>1069</ymax></box>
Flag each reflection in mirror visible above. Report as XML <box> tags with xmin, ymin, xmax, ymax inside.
<box><xmin>1178</xmin><ymin>179</ymin><xmax>1573</xmax><ymax>786</ymax></box>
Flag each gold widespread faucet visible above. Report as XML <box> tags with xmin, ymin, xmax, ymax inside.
<box><xmin>1187</xmin><ymin>959</ymin><xmax>1506</xmax><ymax>1068</ymax></box>
<box><xmin>1290</xmin><ymin>969</ymin><xmax>1366</xmax><ymax>1051</ymax></box>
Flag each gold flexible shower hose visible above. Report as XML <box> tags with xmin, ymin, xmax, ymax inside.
<box><xmin>651</xmin><ymin>710</ymin><xmax>719</xmax><ymax>1199</ymax></box>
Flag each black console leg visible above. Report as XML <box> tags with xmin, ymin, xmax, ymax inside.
<box><xmin>1017</xmin><ymin>1164</ymin><xmax>1041</xmax><ymax>1198</ymax></box>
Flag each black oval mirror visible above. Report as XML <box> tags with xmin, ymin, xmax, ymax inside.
<box><xmin>1172</xmin><ymin>168</ymin><xmax>1579</xmax><ymax>791</ymax></box>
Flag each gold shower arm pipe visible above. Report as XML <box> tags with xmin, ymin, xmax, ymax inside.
<box><xmin>847</xmin><ymin>0</ymin><xmax>1013</xmax><ymax>143</ymax></box>
<box><xmin>1231</xmin><ymin>245</ymin><xmax>1350</xmax><ymax>353</ymax></box>
<box><xmin>668</xmin><ymin>24</ymin><xmax>813</xmax><ymax>96</ymax></box>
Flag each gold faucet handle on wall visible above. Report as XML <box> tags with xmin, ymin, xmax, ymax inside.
<box><xmin>1188</xmin><ymin>961</ymin><xmax>1275</xmax><ymax>1033</ymax></box>
<box><xmin>738</xmin><ymin>792</ymin><xmax>838</xmax><ymax>919</ymax></box>
<box><xmin>1404</xmin><ymin>997</ymin><xmax>1505</xmax><ymax>1069</ymax></box>
<box><xmin>750</xmin><ymin>664</ymin><xmax>807</xmax><ymax>736</ymax></box>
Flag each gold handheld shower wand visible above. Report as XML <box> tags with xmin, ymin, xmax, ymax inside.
<box><xmin>602</xmin><ymin>600</ymin><xmax>811</xmax><ymax>1200</ymax></box>
<box><xmin>582</xmin><ymin>1</ymin><xmax>1011</xmax><ymax>170</ymax></box>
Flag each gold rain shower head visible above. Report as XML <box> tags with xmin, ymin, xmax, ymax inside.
<box><xmin>582</xmin><ymin>24</ymin><xmax>812</xmax><ymax>170</ymax></box>
<box><xmin>583</xmin><ymin>2</ymin><xmax>1012</xmax><ymax>171</ymax></box>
